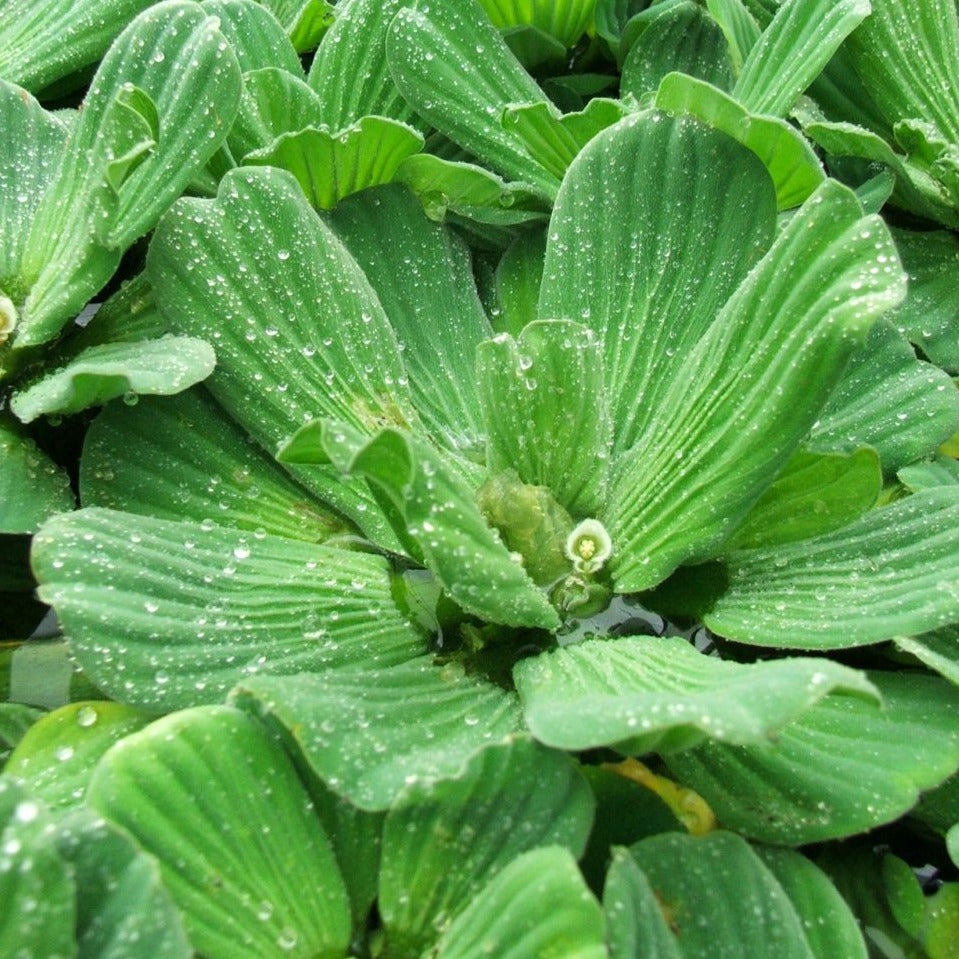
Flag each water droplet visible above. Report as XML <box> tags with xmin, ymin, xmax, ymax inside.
<box><xmin>76</xmin><ymin>706</ymin><xmax>98</xmax><ymax>728</ymax></box>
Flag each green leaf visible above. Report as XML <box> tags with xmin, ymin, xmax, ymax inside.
<box><xmin>308</xmin><ymin>0</ymin><xmax>419</xmax><ymax>130</ymax></box>
<box><xmin>733</xmin><ymin>0</ymin><xmax>870</xmax><ymax>117</ymax></box>
<box><xmin>540</xmin><ymin>110</ymin><xmax>777</xmax><ymax>463</ymax></box>
<box><xmin>0</xmin><ymin>419</ymin><xmax>73</xmax><ymax>533</ymax></box>
<box><xmin>10</xmin><ymin>336</ymin><xmax>215</xmax><ymax>424</ymax></box>
<box><xmin>0</xmin><ymin>778</ymin><xmax>75</xmax><ymax>959</ymax></box>
<box><xmin>328</xmin><ymin>184</ymin><xmax>491</xmax><ymax>458</ymax></box>
<box><xmin>809</xmin><ymin>321</ymin><xmax>959</xmax><ymax>473</ymax></box>
<box><xmin>655</xmin><ymin>72</ymin><xmax>825</xmax><ymax>210</ymax></box>
<box><xmin>321</xmin><ymin>426</ymin><xmax>560</xmax><ymax>629</ymax></box>
<box><xmin>232</xmin><ymin>659</ymin><xmax>523</xmax><ymax>810</ymax></box>
<box><xmin>725</xmin><ymin>447</ymin><xmax>881</xmax><ymax>551</ymax></box>
<box><xmin>611</xmin><ymin>178</ymin><xmax>905</xmax><ymax>592</ymax></box>
<box><xmin>16</xmin><ymin>1</ymin><xmax>242</xmax><ymax>349</ymax></box>
<box><xmin>0</xmin><ymin>81</ymin><xmax>68</xmax><ymax>310</ymax></box>
<box><xmin>491</xmin><ymin>228</ymin><xmax>546</xmax><ymax>336</ymax></box>
<box><xmin>58</xmin><ymin>807</ymin><xmax>193</xmax><ymax>959</ymax></box>
<box><xmin>380</xmin><ymin>736</ymin><xmax>593</xmax><ymax>958</ymax></box>
<box><xmin>5</xmin><ymin>701</ymin><xmax>153</xmax><ymax>810</ymax></box>
<box><xmin>0</xmin><ymin>0</ymin><xmax>157</xmax><ymax>92</ymax></box>
<box><xmin>477</xmin><ymin>0</ymin><xmax>597</xmax><ymax>47</ymax></box>
<box><xmin>515</xmin><ymin>636</ymin><xmax>878</xmax><ymax>754</ymax></box>
<box><xmin>206</xmin><ymin>0</ymin><xmax>303</xmax><ymax>74</ymax></box>
<box><xmin>895</xmin><ymin>625</ymin><xmax>959</xmax><ymax>686</ymax></box>
<box><xmin>621</xmin><ymin>1</ymin><xmax>734</xmax><ymax>99</ymax></box>
<box><xmin>87</xmin><ymin>705</ymin><xmax>352</xmax><ymax>959</ymax></box>
<box><xmin>81</xmin><ymin>389</ymin><xmax>348</xmax><ymax>543</ymax></box>
<box><xmin>666</xmin><ymin>672</ymin><xmax>959</xmax><ymax>844</ymax></box>
<box><xmin>246</xmin><ymin>117</ymin><xmax>425</xmax><ymax>210</ymax></box>
<box><xmin>886</xmin><ymin>227</ymin><xmax>959</xmax><ymax>374</ymax></box>
<box><xmin>705</xmin><ymin>0</ymin><xmax>761</xmax><ymax>71</ymax></box>
<box><xmin>708</xmin><ymin>488</ymin><xmax>959</xmax><ymax>648</ymax></box>
<box><xmin>433</xmin><ymin>847</ymin><xmax>606</xmax><ymax>959</ymax></box>
<box><xmin>147</xmin><ymin>164</ymin><xmax>416</xmax><ymax>545</ymax></box>
<box><xmin>387</xmin><ymin>0</ymin><xmax>559</xmax><ymax>197</ymax></box>
<box><xmin>477</xmin><ymin>320</ymin><xmax>610</xmax><ymax>516</ymax></box>
<box><xmin>32</xmin><ymin>507</ymin><xmax>425</xmax><ymax>710</ymax></box>
<box><xmin>0</xmin><ymin>703</ymin><xmax>44</xmax><ymax>766</ymax></box>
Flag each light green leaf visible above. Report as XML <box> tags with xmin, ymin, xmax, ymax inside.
<box><xmin>0</xmin><ymin>778</ymin><xmax>75</xmax><ymax>959</ymax></box>
<box><xmin>725</xmin><ymin>447</ymin><xmax>881</xmax><ymax>551</ymax></box>
<box><xmin>655</xmin><ymin>72</ymin><xmax>825</xmax><ymax>210</ymax></box>
<box><xmin>899</xmin><ymin>456</ymin><xmax>959</xmax><ymax>492</ymax></box>
<box><xmin>32</xmin><ymin>507</ymin><xmax>425</xmax><ymax>710</ymax></box>
<box><xmin>81</xmin><ymin>389</ymin><xmax>348</xmax><ymax>543</ymax></box>
<box><xmin>477</xmin><ymin>320</ymin><xmax>610</xmax><ymax>516</ymax></box>
<box><xmin>0</xmin><ymin>419</ymin><xmax>73</xmax><ymax>533</ymax></box>
<box><xmin>809</xmin><ymin>321</ymin><xmax>959</xmax><ymax>473</ymax></box>
<box><xmin>328</xmin><ymin>184</ymin><xmax>491</xmax><ymax>459</ymax></box>
<box><xmin>540</xmin><ymin>111</ymin><xmax>777</xmax><ymax>462</ymax></box>
<box><xmin>206</xmin><ymin>0</ymin><xmax>303</xmax><ymax>74</ymax></box>
<box><xmin>387</xmin><ymin>0</ymin><xmax>559</xmax><ymax>197</ymax></box>
<box><xmin>623</xmin><ymin>832</ymin><xmax>823</xmax><ymax>959</ymax></box>
<box><xmin>0</xmin><ymin>81</ymin><xmax>68</xmax><ymax>310</ymax></box>
<box><xmin>622</xmin><ymin>1</ymin><xmax>734</xmax><ymax>99</ymax></box>
<box><xmin>227</xmin><ymin>67</ymin><xmax>324</xmax><ymax>161</ymax></box>
<box><xmin>380</xmin><ymin>736</ymin><xmax>593</xmax><ymax>958</ymax></box>
<box><xmin>64</xmin><ymin>273</ymin><xmax>165</xmax><ymax>350</ymax></box>
<box><xmin>5</xmin><ymin>701</ymin><xmax>153</xmax><ymax>810</ymax></box>
<box><xmin>17</xmin><ymin>1</ymin><xmax>242</xmax><ymax>349</ymax></box>
<box><xmin>247</xmin><ymin>116</ymin><xmax>424</xmax><ymax>210</ymax></box>
<box><xmin>895</xmin><ymin>625</ymin><xmax>959</xmax><ymax>687</ymax></box>
<box><xmin>58</xmin><ymin>808</ymin><xmax>193</xmax><ymax>959</ymax></box>
<box><xmin>87</xmin><ymin>705</ymin><xmax>351</xmax><ymax>959</ymax></box>
<box><xmin>0</xmin><ymin>0</ymin><xmax>157</xmax><ymax>92</ymax></box>
<box><xmin>501</xmin><ymin>98</ymin><xmax>633</xmax><ymax>182</ymax></box>
<box><xmin>491</xmin><ymin>228</ymin><xmax>546</xmax><ymax>335</ymax></box>
<box><xmin>667</xmin><ymin>672</ymin><xmax>959</xmax><ymax>844</ymax></box>
<box><xmin>611</xmin><ymin>178</ymin><xmax>904</xmax><ymax>592</ymax></box>
<box><xmin>10</xmin><ymin>336</ymin><xmax>215</xmax><ymax>424</ymax></box>
<box><xmin>515</xmin><ymin>636</ymin><xmax>878</xmax><ymax>754</ymax></box>
<box><xmin>147</xmin><ymin>164</ymin><xmax>415</xmax><ymax>545</ymax></box>
<box><xmin>308</xmin><ymin>0</ymin><xmax>418</xmax><ymax>129</ymax></box>
<box><xmin>733</xmin><ymin>0</ymin><xmax>870</xmax><ymax>117</ymax></box>
<box><xmin>433</xmin><ymin>847</ymin><xmax>606</xmax><ymax>959</ymax></box>
<box><xmin>708</xmin><ymin>488</ymin><xmax>959</xmax><ymax>648</ymax></box>
<box><xmin>232</xmin><ymin>659</ymin><xmax>523</xmax><ymax>810</ymax></box>
<box><xmin>322</xmin><ymin>425</ymin><xmax>560</xmax><ymax>629</ymax></box>
<box><xmin>887</xmin><ymin>227</ymin><xmax>959</xmax><ymax>374</ymax></box>
<box><xmin>478</xmin><ymin>0</ymin><xmax>597</xmax><ymax>47</ymax></box>
<box><xmin>705</xmin><ymin>0</ymin><xmax>761</xmax><ymax>71</ymax></box>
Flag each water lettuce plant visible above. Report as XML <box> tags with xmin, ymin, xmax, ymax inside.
<box><xmin>3</xmin><ymin>0</ymin><xmax>959</xmax><ymax>956</ymax></box>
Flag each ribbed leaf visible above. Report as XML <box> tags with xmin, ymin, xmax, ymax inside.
<box><xmin>809</xmin><ymin>321</ymin><xmax>959</xmax><ymax>473</ymax></box>
<box><xmin>733</xmin><ymin>0</ymin><xmax>870</xmax><ymax>117</ymax></box>
<box><xmin>233</xmin><ymin>660</ymin><xmax>523</xmax><ymax>810</ymax></box>
<box><xmin>724</xmin><ymin>447</ymin><xmax>881</xmax><ymax>551</ymax></box>
<box><xmin>87</xmin><ymin>705</ymin><xmax>352</xmax><ymax>959</ymax></box>
<box><xmin>655</xmin><ymin>72</ymin><xmax>825</xmax><ymax>210</ymax></box>
<box><xmin>387</xmin><ymin>0</ymin><xmax>558</xmax><ymax>197</ymax></box>
<box><xmin>0</xmin><ymin>0</ymin><xmax>156</xmax><ymax>92</ymax></box>
<box><xmin>611</xmin><ymin>179</ymin><xmax>905</xmax><ymax>592</ymax></box>
<box><xmin>246</xmin><ymin>117</ymin><xmax>424</xmax><ymax>210</ymax></box>
<box><xmin>307</xmin><ymin>0</ymin><xmax>418</xmax><ymax>129</ymax></box>
<box><xmin>328</xmin><ymin>184</ymin><xmax>491</xmax><ymax>458</ymax></box>
<box><xmin>895</xmin><ymin>625</ymin><xmax>959</xmax><ymax>686</ymax></box>
<box><xmin>477</xmin><ymin>320</ymin><xmax>610</xmax><ymax>516</ymax></box>
<box><xmin>380</xmin><ymin>736</ymin><xmax>593</xmax><ymax>958</ymax></box>
<box><xmin>898</xmin><ymin>456</ymin><xmax>959</xmax><ymax>493</ymax></box>
<box><xmin>433</xmin><ymin>847</ymin><xmax>606</xmax><ymax>959</ymax></box>
<box><xmin>17</xmin><ymin>1</ymin><xmax>242</xmax><ymax>348</ymax></box>
<box><xmin>478</xmin><ymin>0</ymin><xmax>597</xmax><ymax>47</ymax></box>
<box><xmin>705</xmin><ymin>0</ymin><xmax>760</xmax><ymax>71</ymax></box>
<box><xmin>32</xmin><ymin>507</ymin><xmax>425</xmax><ymax>710</ymax></box>
<box><xmin>667</xmin><ymin>672</ymin><xmax>959</xmax><ymax>844</ymax></box>
<box><xmin>492</xmin><ymin>228</ymin><xmax>546</xmax><ymax>335</ymax></box>
<box><xmin>0</xmin><ymin>419</ymin><xmax>73</xmax><ymax>534</ymax></box>
<box><xmin>515</xmin><ymin>636</ymin><xmax>877</xmax><ymax>754</ymax></box>
<box><xmin>10</xmin><ymin>336</ymin><xmax>215</xmax><ymax>423</ymax></box>
<box><xmin>621</xmin><ymin>1</ymin><xmax>734</xmax><ymax>98</ymax></box>
<box><xmin>5</xmin><ymin>701</ymin><xmax>152</xmax><ymax>810</ymax></box>
<box><xmin>708</xmin><ymin>488</ymin><xmax>959</xmax><ymax>648</ymax></box>
<box><xmin>81</xmin><ymin>389</ymin><xmax>348</xmax><ymax>543</ymax></box>
<box><xmin>540</xmin><ymin>111</ymin><xmax>777</xmax><ymax>461</ymax></box>
<box><xmin>147</xmin><ymin>164</ymin><xmax>415</xmax><ymax>544</ymax></box>
<box><xmin>205</xmin><ymin>0</ymin><xmax>303</xmax><ymax>74</ymax></box>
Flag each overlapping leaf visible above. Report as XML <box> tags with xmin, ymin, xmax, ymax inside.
<box><xmin>0</xmin><ymin>420</ymin><xmax>73</xmax><ymax>533</ymax></box>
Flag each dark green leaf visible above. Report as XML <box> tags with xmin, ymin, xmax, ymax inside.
<box><xmin>0</xmin><ymin>419</ymin><xmax>73</xmax><ymax>533</ymax></box>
